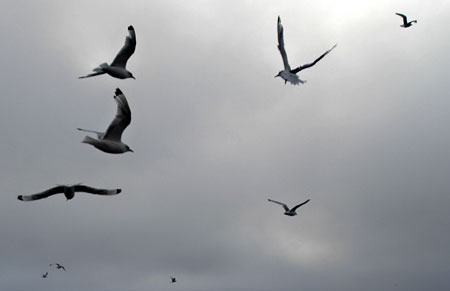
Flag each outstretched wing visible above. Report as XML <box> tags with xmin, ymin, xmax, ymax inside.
<box><xmin>277</xmin><ymin>16</ymin><xmax>291</xmax><ymax>71</ymax></box>
<box><xmin>103</xmin><ymin>88</ymin><xmax>132</xmax><ymax>142</ymax></box>
<box><xmin>77</xmin><ymin>128</ymin><xmax>105</xmax><ymax>139</ymax></box>
<box><xmin>290</xmin><ymin>199</ymin><xmax>310</xmax><ymax>212</ymax></box>
<box><xmin>74</xmin><ymin>185</ymin><xmax>121</xmax><ymax>196</ymax></box>
<box><xmin>18</xmin><ymin>186</ymin><xmax>65</xmax><ymax>201</ymax></box>
<box><xmin>268</xmin><ymin>199</ymin><xmax>289</xmax><ymax>212</ymax></box>
<box><xmin>111</xmin><ymin>26</ymin><xmax>136</xmax><ymax>68</ymax></box>
<box><xmin>291</xmin><ymin>44</ymin><xmax>337</xmax><ymax>74</ymax></box>
<box><xmin>395</xmin><ymin>13</ymin><xmax>408</xmax><ymax>25</ymax></box>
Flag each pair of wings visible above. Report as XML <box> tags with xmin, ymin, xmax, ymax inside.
<box><xmin>78</xmin><ymin>88</ymin><xmax>131</xmax><ymax>142</ymax></box>
<box><xmin>395</xmin><ymin>13</ymin><xmax>414</xmax><ymax>25</ymax></box>
<box><xmin>111</xmin><ymin>25</ymin><xmax>136</xmax><ymax>68</ymax></box>
<box><xmin>277</xmin><ymin>16</ymin><xmax>337</xmax><ymax>73</ymax></box>
<box><xmin>268</xmin><ymin>198</ymin><xmax>310</xmax><ymax>212</ymax></box>
<box><xmin>18</xmin><ymin>185</ymin><xmax>121</xmax><ymax>201</ymax></box>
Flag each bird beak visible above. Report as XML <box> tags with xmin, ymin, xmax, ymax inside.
<box><xmin>132</xmin><ymin>76</ymin><xmax>136</xmax><ymax>80</ymax></box>
<box><xmin>129</xmin><ymin>149</ymin><xmax>134</xmax><ymax>153</ymax></box>
<box><xmin>274</xmin><ymin>74</ymin><xmax>279</xmax><ymax>78</ymax></box>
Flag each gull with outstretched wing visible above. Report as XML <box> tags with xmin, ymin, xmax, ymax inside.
<box><xmin>275</xmin><ymin>16</ymin><xmax>336</xmax><ymax>85</ymax></box>
<box><xmin>268</xmin><ymin>198</ymin><xmax>310</xmax><ymax>216</ymax></box>
<box><xmin>78</xmin><ymin>88</ymin><xmax>133</xmax><ymax>154</ymax></box>
<box><xmin>18</xmin><ymin>185</ymin><xmax>121</xmax><ymax>201</ymax></box>
<box><xmin>79</xmin><ymin>26</ymin><xmax>136</xmax><ymax>79</ymax></box>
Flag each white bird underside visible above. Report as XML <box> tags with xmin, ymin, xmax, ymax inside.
<box><xmin>78</xmin><ymin>88</ymin><xmax>133</xmax><ymax>154</ymax></box>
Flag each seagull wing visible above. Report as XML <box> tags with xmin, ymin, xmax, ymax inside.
<box><xmin>110</xmin><ymin>26</ymin><xmax>136</xmax><ymax>68</ymax></box>
<box><xmin>77</xmin><ymin>128</ymin><xmax>105</xmax><ymax>139</ymax></box>
<box><xmin>18</xmin><ymin>186</ymin><xmax>65</xmax><ymax>201</ymax></box>
<box><xmin>103</xmin><ymin>88</ymin><xmax>132</xmax><ymax>142</ymax></box>
<box><xmin>291</xmin><ymin>44</ymin><xmax>337</xmax><ymax>74</ymax></box>
<box><xmin>74</xmin><ymin>185</ymin><xmax>121</xmax><ymax>196</ymax></box>
<box><xmin>395</xmin><ymin>13</ymin><xmax>408</xmax><ymax>25</ymax></box>
<box><xmin>290</xmin><ymin>199</ymin><xmax>310</xmax><ymax>212</ymax></box>
<box><xmin>268</xmin><ymin>199</ymin><xmax>289</xmax><ymax>212</ymax></box>
<box><xmin>277</xmin><ymin>16</ymin><xmax>291</xmax><ymax>71</ymax></box>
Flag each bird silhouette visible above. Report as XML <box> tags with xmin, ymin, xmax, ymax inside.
<box><xmin>78</xmin><ymin>88</ymin><xmax>133</xmax><ymax>154</ymax></box>
<box><xmin>79</xmin><ymin>25</ymin><xmax>136</xmax><ymax>79</ymax></box>
<box><xmin>395</xmin><ymin>13</ymin><xmax>417</xmax><ymax>28</ymax></box>
<box><xmin>268</xmin><ymin>198</ymin><xmax>310</xmax><ymax>216</ymax></box>
<box><xmin>275</xmin><ymin>16</ymin><xmax>336</xmax><ymax>85</ymax></box>
<box><xmin>18</xmin><ymin>184</ymin><xmax>121</xmax><ymax>201</ymax></box>
<box><xmin>170</xmin><ymin>276</ymin><xmax>177</xmax><ymax>283</ymax></box>
<box><xmin>50</xmin><ymin>263</ymin><xmax>66</xmax><ymax>271</ymax></box>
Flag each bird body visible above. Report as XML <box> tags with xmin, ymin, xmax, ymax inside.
<box><xmin>78</xmin><ymin>88</ymin><xmax>133</xmax><ymax>154</ymax></box>
<box><xmin>79</xmin><ymin>26</ymin><xmax>136</xmax><ymax>80</ymax></box>
<box><xmin>18</xmin><ymin>184</ymin><xmax>121</xmax><ymax>201</ymax></box>
<box><xmin>268</xmin><ymin>198</ymin><xmax>310</xmax><ymax>216</ymax></box>
<box><xmin>275</xmin><ymin>16</ymin><xmax>336</xmax><ymax>85</ymax></box>
<box><xmin>395</xmin><ymin>13</ymin><xmax>417</xmax><ymax>28</ymax></box>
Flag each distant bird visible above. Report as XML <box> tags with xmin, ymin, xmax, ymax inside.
<box><xmin>78</xmin><ymin>88</ymin><xmax>133</xmax><ymax>154</ymax></box>
<box><xmin>268</xmin><ymin>198</ymin><xmax>310</xmax><ymax>216</ymax></box>
<box><xmin>395</xmin><ymin>13</ymin><xmax>417</xmax><ymax>28</ymax></box>
<box><xmin>79</xmin><ymin>25</ymin><xmax>136</xmax><ymax>79</ymax></box>
<box><xmin>18</xmin><ymin>184</ymin><xmax>121</xmax><ymax>201</ymax></box>
<box><xmin>42</xmin><ymin>272</ymin><xmax>48</xmax><ymax>278</ymax></box>
<box><xmin>275</xmin><ymin>16</ymin><xmax>336</xmax><ymax>85</ymax></box>
<box><xmin>170</xmin><ymin>276</ymin><xmax>177</xmax><ymax>283</ymax></box>
<box><xmin>50</xmin><ymin>263</ymin><xmax>66</xmax><ymax>271</ymax></box>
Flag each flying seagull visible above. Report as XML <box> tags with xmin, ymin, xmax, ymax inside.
<box><xmin>170</xmin><ymin>276</ymin><xmax>177</xmax><ymax>283</ymax></box>
<box><xmin>395</xmin><ymin>13</ymin><xmax>417</xmax><ymax>28</ymax></box>
<box><xmin>268</xmin><ymin>198</ymin><xmax>310</xmax><ymax>216</ymax></box>
<box><xmin>50</xmin><ymin>263</ymin><xmax>66</xmax><ymax>271</ymax></box>
<box><xmin>275</xmin><ymin>16</ymin><xmax>336</xmax><ymax>85</ymax></box>
<box><xmin>78</xmin><ymin>88</ymin><xmax>133</xmax><ymax>154</ymax></box>
<box><xmin>42</xmin><ymin>272</ymin><xmax>48</xmax><ymax>279</ymax></box>
<box><xmin>18</xmin><ymin>184</ymin><xmax>121</xmax><ymax>201</ymax></box>
<box><xmin>79</xmin><ymin>25</ymin><xmax>136</xmax><ymax>79</ymax></box>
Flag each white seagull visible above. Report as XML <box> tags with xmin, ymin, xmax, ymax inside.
<box><xmin>78</xmin><ymin>88</ymin><xmax>133</xmax><ymax>154</ymax></box>
<box><xmin>268</xmin><ymin>198</ymin><xmax>310</xmax><ymax>216</ymax></box>
<box><xmin>395</xmin><ymin>13</ymin><xmax>417</xmax><ymax>28</ymax></box>
<box><xmin>79</xmin><ymin>25</ymin><xmax>136</xmax><ymax>79</ymax></box>
<box><xmin>275</xmin><ymin>16</ymin><xmax>336</xmax><ymax>85</ymax></box>
<box><xmin>18</xmin><ymin>184</ymin><xmax>121</xmax><ymax>201</ymax></box>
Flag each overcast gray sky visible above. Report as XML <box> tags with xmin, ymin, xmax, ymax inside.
<box><xmin>1</xmin><ymin>0</ymin><xmax>450</xmax><ymax>290</ymax></box>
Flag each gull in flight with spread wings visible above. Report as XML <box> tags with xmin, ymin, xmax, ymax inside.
<box><xmin>275</xmin><ymin>16</ymin><xmax>336</xmax><ymax>85</ymax></box>
<box><xmin>42</xmin><ymin>272</ymin><xmax>48</xmax><ymax>279</ymax></box>
<box><xmin>78</xmin><ymin>88</ymin><xmax>133</xmax><ymax>154</ymax></box>
<box><xmin>18</xmin><ymin>184</ymin><xmax>121</xmax><ymax>201</ymax></box>
<box><xmin>395</xmin><ymin>13</ymin><xmax>417</xmax><ymax>28</ymax></box>
<box><xmin>50</xmin><ymin>263</ymin><xmax>66</xmax><ymax>271</ymax></box>
<box><xmin>79</xmin><ymin>26</ymin><xmax>136</xmax><ymax>79</ymax></box>
<box><xmin>268</xmin><ymin>198</ymin><xmax>310</xmax><ymax>216</ymax></box>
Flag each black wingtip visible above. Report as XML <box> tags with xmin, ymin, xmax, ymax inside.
<box><xmin>117</xmin><ymin>189</ymin><xmax>122</xmax><ymax>194</ymax></box>
<box><xmin>115</xmin><ymin>88</ymin><xmax>123</xmax><ymax>95</ymax></box>
<box><xmin>17</xmin><ymin>195</ymin><xmax>23</xmax><ymax>201</ymax></box>
<box><xmin>128</xmin><ymin>25</ymin><xmax>134</xmax><ymax>31</ymax></box>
